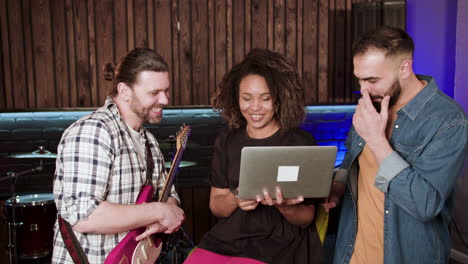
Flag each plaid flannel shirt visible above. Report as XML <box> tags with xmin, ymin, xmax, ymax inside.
<box><xmin>52</xmin><ymin>97</ymin><xmax>179</xmax><ymax>264</ymax></box>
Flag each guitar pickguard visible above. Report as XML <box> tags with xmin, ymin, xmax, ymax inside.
<box><xmin>130</xmin><ymin>237</ymin><xmax>162</xmax><ymax>264</ymax></box>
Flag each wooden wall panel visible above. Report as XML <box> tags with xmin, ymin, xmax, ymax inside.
<box><xmin>319</xmin><ymin>0</ymin><xmax>329</xmax><ymax>104</ymax></box>
<box><xmin>23</xmin><ymin>0</ymin><xmax>35</xmax><ymax>108</ymax></box>
<box><xmin>87</xmin><ymin>0</ymin><xmax>98</xmax><ymax>106</ymax></box>
<box><xmin>51</xmin><ymin>0</ymin><xmax>69</xmax><ymax>108</ymax></box>
<box><xmin>126</xmin><ymin>0</ymin><xmax>135</xmax><ymax>51</ymax></box>
<box><xmin>0</xmin><ymin>0</ymin><xmax>15</xmax><ymax>109</ymax></box>
<box><xmin>0</xmin><ymin>0</ymin><xmax>6</xmax><ymax>109</ymax></box>
<box><xmin>273</xmin><ymin>0</ymin><xmax>285</xmax><ymax>53</ymax></box>
<box><xmin>0</xmin><ymin>0</ymin><xmax>388</xmax><ymax>110</ymax></box>
<box><xmin>95</xmin><ymin>0</ymin><xmax>114</xmax><ymax>103</ymax></box>
<box><xmin>65</xmin><ymin>0</ymin><xmax>77</xmax><ymax>107</ymax></box>
<box><xmin>285</xmin><ymin>0</ymin><xmax>297</xmax><ymax>62</ymax></box>
<box><xmin>8</xmin><ymin>0</ymin><xmax>27</xmax><ymax>109</ymax></box>
<box><xmin>251</xmin><ymin>0</ymin><xmax>268</xmax><ymax>49</ymax></box>
<box><xmin>147</xmin><ymin>0</ymin><xmax>154</xmax><ymax>50</ymax></box>
<box><xmin>232</xmin><ymin>0</ymin><xmax>244</xmax><ymax>65</ymax></box>
<box><xmin>0</xmin><ymin>22</ymin><xmax>4</xmax><ymax>109</ymax></box>
<box><xmin>32</xmin><ymin>0</ymin><xmax>55</xmax><ymax>108</ymax></box>
<box><xmin>296</xmin><ymin>0</ymin><xmax>303</xmax><ymax>77</ymax></box>
<box><xmin>169</xmin><ymin>0</ymin><xmax>180</xmax><ymax>106</ymax></box>
<box><xmin>208</xmin><ymin>0</ymin><xmax>215</xmax><ymax>100</ymax></box>
<box><xmin>267</xmin><ymin>0</ymin><xmax>273</xmax><ymax>51</ymax></box>
<box><xmin>345</xmin><ymin>0</ymin><xmax>353</xmax><ymax>104</ymax></box>
<box><xmin>135</xmin><ymin>0</ymin><xmax>149</xmax><ymax>48</ymax></box>
<box><xmin>74</xmin><ymin>0</ymin><xmax>92</xmax><ymax>106</ymax></box>
<box><xmin>154</xmin><ymin>0</ymin><xmax>173</xmax><ymax>103</ymax></box>
<box><xmin>191</xmin><ymin>0</ymin><xmax>209</xmax><ymax>105</ymax></box>
<box><xmin>114</xmin><ymin>0</ymin><xmax>128</xmax><ymax>63</ymax></box>
<box><xmin>334</xmin><ymin>0</ymin><xmax>347</xmax><ymax>104</ymax></box>
<box><xmin>214</xmin><ymin>0</ymin><xmax>228</xmax><ymax>97</ymax></box>
<box><xmin>244</xmin><ymin>0</ymin><xmax>251</xmax><ymax>54</ymax></box>
<box><xmin>225</xmin><ymin>0</ymin><xmax>233</xmax><ymax>70</ymax></box>
<box><xmin>303</xmin><ymin>0</ymin><xmax>318</xmax><ymax>104</ymax></box>
<box><xmin>178</xmin><ymin>0</ymin><xmax>192</xmax><ymax>105</ymax></box>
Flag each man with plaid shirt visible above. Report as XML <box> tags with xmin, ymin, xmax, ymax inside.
<box><xmin>52</xmin><ymin>48</ymin><xmax>185</xmax><ymax>263</ymax></box>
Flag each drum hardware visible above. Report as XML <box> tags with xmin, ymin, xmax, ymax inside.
<box><xmin>30</xmin><ymin>224</ymin><xmax>38</xmax><ymax>232</ymax></box>
<box><xmin>5</xmin><ymin>194</ymin><xmax>56</xmax><ymax>261</ymax></box>
<box><xmin>163</xmin><ymin>135</ymin><xmax>197</xmax><ymax>170</ymax></box>
<box><xmin>164</xmin><ymin>160</ymin><xmax>197</xmax><ymax>168</ymax></box>
<box><xmin>0</xmin><ymin>166</ymin><xmax>43</xmax><ymax>264</ymax></box>
<box><xmin>7</xmin><ymin>146</ymin><xmax>57</xmax><ymax>159</ymax></box>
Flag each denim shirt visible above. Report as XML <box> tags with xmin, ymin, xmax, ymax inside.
<box><xmin>333</xmin><ymin>75</ymin><xmax>468</xmax><ymax>264</ymax></box>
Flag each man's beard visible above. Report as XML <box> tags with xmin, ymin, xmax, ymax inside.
<box><xmin>371</xmin><ymin>80</ymin><xmax>401</xmax><ymax>112</ymax></box>
<box><xmin>130</xmin><ymin>94</ymin><xmax>163</xmax><ymax>124</ymax></box>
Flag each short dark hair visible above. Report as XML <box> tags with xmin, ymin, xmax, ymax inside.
<box><xmin>104</xmin><ymin>48</ymin><xmax>169</xmax><ymax>97</ymax></box>
<box><xmin>352</xmin><ymin>26</ymin><xmax>414</xmax><ymax>58</ymax></box>
<box><xmin>212</xmin><ymin>48</ymin><xmax>306</xmax><ymax>131</ymax></box>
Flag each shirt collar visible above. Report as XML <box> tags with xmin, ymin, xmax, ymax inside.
<box><xmin>400</xmin><ymin>75</ymin><xmax>438</xmax><ymax>120</ymax></box>
<box><xmin>103</xmin><ymin>96</ymin><xmax>149</xmax><ymax>136</ymax></box>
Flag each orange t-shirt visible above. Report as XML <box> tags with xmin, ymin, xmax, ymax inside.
<box><xmin>349</xmin><ymin>145</ymin><xmax>385</xmax><ymax>264</ymax></box>
<box><xmin>350</xmin><ymin>108</ymin><xmax>399</xmax><ymax>264</ymax></box>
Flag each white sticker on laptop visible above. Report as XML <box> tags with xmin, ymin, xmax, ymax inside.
<box><xmin>277</xmin><ymin>166</ymin><xmax>299</xmax><ymax>182</ymax></box>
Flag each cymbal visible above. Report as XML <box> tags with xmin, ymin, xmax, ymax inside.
<box><xmin>164</xmin><ymin>160</ymin><xmax>197</xmax><ymax>168</ymax></box>
<box><xmin>8</xmin><ymin>147</ymin><xmax>57</xmax><ymax>159</ymax></box>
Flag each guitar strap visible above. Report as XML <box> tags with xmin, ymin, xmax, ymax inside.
<box><xmin>58</xmin><ymin>131</ymin><xmax>156</xmax><ymax>263</ymax></box>
<box><xmin>144</xmin><ymin>131</ymin><xmax>155</xmax><ymax>183</ymax></box>
<box><xmin>58</xmin><ymin>215</ymin><xmax>90</xmax><ymax>264</ymax></box>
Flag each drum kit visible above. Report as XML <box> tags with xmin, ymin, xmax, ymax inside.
<box><xmin>1</xmin><ymin>146</ymin><xmax>57</xmax><ymax>264</ymax></box>
<box><xmin>1</xmin><ymin>141</ymin><xmax>198</xmax><ymax>264</ymax></box>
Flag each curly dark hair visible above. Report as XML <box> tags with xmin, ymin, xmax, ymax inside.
<box><xmin>212</xmin><ymin>48</ymin><xmax>306</xmax><ymax>131</ymax></box>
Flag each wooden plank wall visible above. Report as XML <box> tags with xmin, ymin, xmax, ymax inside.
<box><xmin>0</xmin><ymin>0</ymin><xmax>383</xmax><ymax>110</ymax></box>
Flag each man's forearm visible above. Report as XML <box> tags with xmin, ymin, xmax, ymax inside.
<box><xmin>73</xmin><ymin>201</ymin><xmax>166</xmax><ymax>234</ymax></box>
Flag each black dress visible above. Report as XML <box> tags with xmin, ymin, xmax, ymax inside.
<box><xmin>198</xmin><ymin>128</ymin><xmax>324</xmax><ymax>264</ymax></box>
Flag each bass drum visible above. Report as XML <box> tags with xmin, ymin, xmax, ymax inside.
<box><xmin>5</xmin><ymin>193</ymin><xmax>57</xmax><ymax>259</ymax></box>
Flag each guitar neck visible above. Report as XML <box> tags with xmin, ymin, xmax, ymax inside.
<box><xmin>158</xmin><ymin>147</ymin><xmax>184</xmax><ymax>202</ymax></box>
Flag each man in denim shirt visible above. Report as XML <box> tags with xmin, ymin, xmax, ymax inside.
<box><xmin>324</xmin><ymin>26</ymin><xmax>468</xmax><ymax>263</ymax></box>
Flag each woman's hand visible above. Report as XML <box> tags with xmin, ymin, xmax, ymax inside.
<box><xmin>322</xmin><ymin>181</ymin><xmax>346</xmax><ymax>213</ymax></box>
<box><xmin>237</xmin><ymin>198</ymin><xmax>260</xmax><ymax>211</ymax></box>
<box><xmin>258</xmin><ymin>187</ymin><xmax>314</xmax><ymax>228</ymax></box>
<box><xmin>210</xmin><ymin>187</ymin><xmax>260</xmax><ymax>217</ymax></box>
<box><xmin>260</xmin><ymin>187</ymin><xmax>304</xmax><ymax>208</ymax></box>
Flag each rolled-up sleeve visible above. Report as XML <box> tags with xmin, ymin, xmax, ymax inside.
<box><xmin>55</xmin><ymin>120</ymin><xmax>114</xmax><ymax>225</ymax></box>
<box><xmin>375</xmin><ymin>151</ymin><xmax>410</xmax><ymax>193</ymax></box>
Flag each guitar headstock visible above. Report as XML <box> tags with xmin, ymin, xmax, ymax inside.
<box><xmin>176</xmin><ymin>124</ymin><xmax>191</xmax><ymax>151</ymax></box>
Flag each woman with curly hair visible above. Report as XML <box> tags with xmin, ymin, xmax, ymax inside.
<box><xmin>184</xmin><ymin>48</ymin><xmax>323</xmax><ymax>264</ymax></box>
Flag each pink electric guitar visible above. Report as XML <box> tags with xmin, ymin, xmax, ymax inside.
<box><xmin>104</xmin><ymin>125</ymin><xmax>191</xmax><ymax>264</ymax></box>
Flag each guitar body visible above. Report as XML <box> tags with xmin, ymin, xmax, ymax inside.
<box><xmin>105</xmin><ymin>230</ymin><xmax>162</xmax><ymax>264</ymax></box>
<box><xmin>132</xmin><ymin>237</ymin><xmax>162</xmax><ymax>264</ymax></box>
<box><xmin>105</xmin><ymin>125</ymin><xmax>191</xmax><ymax>264</ymax></box>
<box><xmin>104</xmin><ymin>184</ymin><xmax>158</xmax><ymax>264</ymax></box>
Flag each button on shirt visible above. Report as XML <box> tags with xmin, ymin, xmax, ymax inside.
<box><xmin>52</xmin><ymin>97</ymin><xmax>179</xmax><ymax>264</ymax></box>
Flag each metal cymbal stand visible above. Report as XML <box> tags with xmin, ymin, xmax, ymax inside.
<box><xmin>0</xmin><ymin>172</ymin><xmax>19</xmax><ymax>264</ymax></box>
<box><xmin>0</xmin><ymin>165</ymin><xmax>43</xmax><ymax>264</ymax></box>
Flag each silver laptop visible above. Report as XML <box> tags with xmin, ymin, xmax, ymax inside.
<box><xmin>237</xmin><ymin>146</ymin><xmax>337</xmax><ymax>200</ymax></box>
